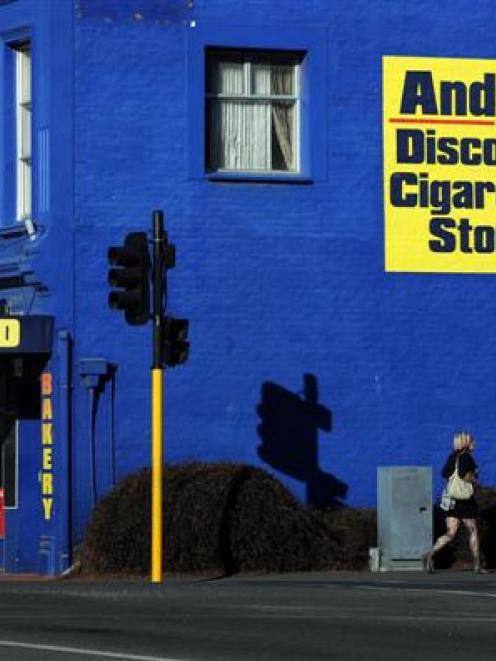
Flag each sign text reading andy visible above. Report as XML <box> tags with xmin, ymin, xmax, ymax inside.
<box><xmin>384</xmin><ymin>56</ymin><xmax>496</xmax><ymax>273</ymax></box>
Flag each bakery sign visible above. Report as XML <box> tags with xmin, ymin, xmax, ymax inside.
<box><xmin>384</xmin><ymin>56</ymin><xmax>496</xmax><ymax>273</ymax></box>
<box><xmin>0</xmin><ymin>316</ymin><xmax>53</xmax><ymax>352</ymax></box>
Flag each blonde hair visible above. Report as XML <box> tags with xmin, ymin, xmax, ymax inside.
<box><xmin>453</xmin><ymin>431</ymin><xmax>475</xmax><ymax>451</ymax></box>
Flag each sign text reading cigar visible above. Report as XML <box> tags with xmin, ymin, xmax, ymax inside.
<box><xmin>384</xmin><ymin>56</ymin><xmax>496</xmax><ymax>272</ymax></box>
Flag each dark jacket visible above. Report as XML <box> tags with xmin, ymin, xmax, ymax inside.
<box><xmin>442</xmin><ymin>450</ymin><xmax>477</xmax><ymax>481</ymax></box>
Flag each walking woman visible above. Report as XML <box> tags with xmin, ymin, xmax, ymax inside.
<box><xmin>423</xmin><ymin>431</ymin><xmax>487</xmax><ymax>574</ymax></box>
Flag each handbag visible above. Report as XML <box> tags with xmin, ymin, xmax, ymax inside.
<box><xmin>446</xmin><ymin>456</ymin><xmax>474</xmax><ymax>500</ymax></box>
<box><xmin>440</xmin><ymin>488</ymin><xmax>455</xmax><ymax>511</ymax></box>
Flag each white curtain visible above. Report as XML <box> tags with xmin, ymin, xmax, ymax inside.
<box><xmin>209</xmin><ymin>60</ymin><xmax>294</xmax><ymax>171</ymax></box>
<box><xmin>271</xmin><ymin>66</ymin><xmax>294</xmax><ymax>170</ymax></box>
<box><xmin>210</xmin><ymin>62</ymin><xmax>270</xmax><ymax>170</ymax></box>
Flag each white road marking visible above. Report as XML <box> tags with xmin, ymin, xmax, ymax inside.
<box><xmin>236</xmin><ymin>611</ymin><xmax>496</xmax><ymax>623</ymax></box>
<box><xmin>423</xmin><ymin>587</ymin><xmax>496</xmax><ymax>599</ymax></box>
<box><xmin>0</xmin><ymin>639</ymin><xmax>184</xmax><ymax>660</ymax></box>
<box><xmin>374</xmin><ymin>615</ymin><xmax>496</xmax><ymax>623</ymax></box>
<box><xmin>354</xmin><ymin>584</ymin><xmax>496</xmax><ymax>599</ymax></box>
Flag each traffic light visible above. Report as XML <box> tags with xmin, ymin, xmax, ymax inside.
<box><xmin>164</xmin><ymin>239</ymin><xmax>176</xmax><ymax>270</ymax></box>
<box><xmin>160</xmin><ymin>233</ymin><xmax>176</xmax><ymax>311</ymax></box>
<box><xmin>108</xmin><ymin>232</ymin><xmax>151</xmax><ymax>325</ymax></box>
<box><xmin>163</xmin><ymin>317</ymin><xmax>189</xmax><ymax>367</ymax></box>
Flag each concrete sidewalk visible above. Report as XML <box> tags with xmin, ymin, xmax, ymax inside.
<box><xmin>0</xmin><ymin>567</ymin><xmax>495</xmax><ymax>588</ymax></box>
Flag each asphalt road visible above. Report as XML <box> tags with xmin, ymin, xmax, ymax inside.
<box><xmin>0</xmin><ymin>570</ymin><xmax>494</xmax><ymax>660</ymax></box>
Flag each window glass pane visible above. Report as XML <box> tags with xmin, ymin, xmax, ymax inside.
<box><xmin>206</xmin><ymin>49</ymin><xmax>300</xmax><ymax>173</ymax></box>
<box><xmin>252</xmin><ymin>65</ymin><xmax>271</xmax><ymax>95</ymax></box>
<box><xmin>271</xmin><ymin>102</ymin><xmax>295</xmax><ymax>171</ymax></box>
<box><xmin>19</xmin><ymin>162</ymin><xmax>31</xmax><ymax>219</ymax></box>
<box><xmin>20</xmin><ymin>106</ymin><xmax>31</xmax><ymax>159</ymax></box>
<box><xmin>271</xmin><ymin>65</ymin><xmax>294</xmax><ymax>96</ymax></box>
<box><xmin>18</xmin><ymin>48</ymin><xmax>31</xmax><ymax>103</ymax></box>
<box><xmin>222</xmin><ymin>100</ymin><xmax>245</xmax><ymax>169</ymax></box>
<box><xmin>15</xmin><ymin>42</ymin><xmax>31</xmax><ymax>220</ymax></box>
<box><xmin>210</xmin><ymin>61</ymin><xmax>244</xmax><ymax>95</ymax></box>
<box><xmin>205</xmin><ymin>98</ymin><xmax>214</xmax><ymax>168</ymax></box>
<box><xmin>243</xmin><ymin>101</ymin><xmax>271</xmax><ymax>169</ymax></box>
<box><xmin>210</xmin><ymin>99</ymin><xmax>248</xmax><ymax>169</ymax></box>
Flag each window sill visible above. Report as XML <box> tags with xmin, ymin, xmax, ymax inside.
<box><xmin>206</xmin><ymin>172</ymin><xmax>313</xmax><ymax>185</ymax></box>
<box><xmin>0</xmin><ymin>223</ymin><xmax>29</xmax><ymax>240</ymax></box>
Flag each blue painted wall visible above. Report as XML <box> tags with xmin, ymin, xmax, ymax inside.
<box><xmin>2</xmin><ymin>0</ymin><xmax>496</xmax><ymax>571</ymax></box>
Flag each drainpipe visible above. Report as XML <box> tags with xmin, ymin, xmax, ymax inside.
<box><xmin>59</xmin><ymin>358</ymin><xmax>111</xmax><ymax>580</ymax></box>
<box><xmin>79</xmin><ymin>358</ymin><xmax>110</xmax><ymax>508</ymax></box>
<box><xmin>57</xmin><ymin>330</ymin><xmax>71</xmax><ymax>573</ymax></box>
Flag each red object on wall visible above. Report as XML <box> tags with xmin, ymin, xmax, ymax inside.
<box><xmin>0</xmin><ymin>488</ymin><xmax>5</xmax><ymax>539</ymax></box>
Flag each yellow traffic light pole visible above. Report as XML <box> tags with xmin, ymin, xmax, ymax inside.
<box><xmin>151</xmin><ymin>366</ymin><xmax>163</xmax><ymax>582</ymax></box>
<box><xmin>151</xmin><ymin>210</ymin><xmax>165</xmax><ymax>583</ymax></box>
<box><xmin>108</xmin><ymin>210</ymin><xmax>168</xmax><ymax>583</ymax></box>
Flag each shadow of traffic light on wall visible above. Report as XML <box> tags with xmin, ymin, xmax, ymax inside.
<box><xmin>256</xmin><ymin>374</ymin><xmax>348</xmax><ymax>509</ymax></box>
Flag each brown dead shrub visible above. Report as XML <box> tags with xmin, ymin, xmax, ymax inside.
<box><xmin>317</xmin><ymin>507</ymin><xmax>377</xmax><ymax>570</ymax></box>
<box><xmin>81</xmin><ymin>462</ymin><xmax>356</xmax><ymax>575</ymax></box>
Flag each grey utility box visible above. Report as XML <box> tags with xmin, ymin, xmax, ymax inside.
<box><xmin>377</xmin><ymin>466</ymin><xmax>432</xmax><ymax>571</ymax></box>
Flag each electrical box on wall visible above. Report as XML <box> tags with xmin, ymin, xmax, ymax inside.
<box><xmin>377</xmin><ymin>466</ymin><xmax>433</xmax><ymax>571</ymax></box>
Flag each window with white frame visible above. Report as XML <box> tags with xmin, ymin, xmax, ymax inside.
<box><xmin>206</xmin><ymin>49</ymin><xmax>301</xmax><ymax>174</ymax></box>
<box><xmin>14</xmin><ymin>42</ymin><xmax>31</xmax><ymax>221</ymax></box>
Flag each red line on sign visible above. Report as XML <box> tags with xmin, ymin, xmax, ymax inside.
<box><xmin>389</xmin><ymin>118</ymin><xmax>495</xmax><ymax>126</ymax></box>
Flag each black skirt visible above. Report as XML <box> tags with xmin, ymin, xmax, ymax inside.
<box><xmin>446</xmin><ymin>496</ymin><xmax>478</xmax><ymax>519</ymax></box>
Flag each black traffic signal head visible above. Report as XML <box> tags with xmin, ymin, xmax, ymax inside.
<box><xmin>108</xmin><ymin>232</ymin><xmax>151</xmax><ymax>325</ymax></box>
<box><xmin>164</xmin><ymin>241</ymin><xmax>176</xmax><ymax>269</ymax></box>
<box><xmin>163</xmin><ymin>317</ymin><xmax>189</xmax><ymax>367</ymax></box>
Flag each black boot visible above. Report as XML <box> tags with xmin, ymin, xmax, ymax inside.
<box><xmin>422</xmin><ymin>552</ymin><xmax>434</xmax><ymax>574</ymax></box>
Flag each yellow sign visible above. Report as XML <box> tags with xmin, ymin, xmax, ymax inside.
<box><xmin>384</xmin><ymin>56</ymin><xmax>496</xmax><ymax>272</ymax></box>
<box><xmin>0</xmin><ymin>319</ymin><xmax>20</xmax><ymax>348</ymax></box>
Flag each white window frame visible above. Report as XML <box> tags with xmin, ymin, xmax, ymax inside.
<box><xmin>206</xmin><ymin>50</ymin><xmax>301</xmax><ymax>174</ymax></box>
<box><xmin>14</xmin><ymin>42</ymin><xmax>32</xmax><ymax>222</ymax></box>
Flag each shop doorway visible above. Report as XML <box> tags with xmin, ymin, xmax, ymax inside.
<box><xmin>0</xmin><ymin>362</ymin><xmax>20</xmax><ymax>513</ymax></box>
<box><xmin>0</xmin><ymin>356</ymin><xmax>44</xmax><ymax>571</ymax></box>
<box><xmin>0</xmin><ymin>416</ymin><xmax>16</xmax><ymax>572</ymax></box>
<box><xmin>0</xmin><ymin>415</ymin><xmax>16</xmax><ymax>506</ymax></box>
